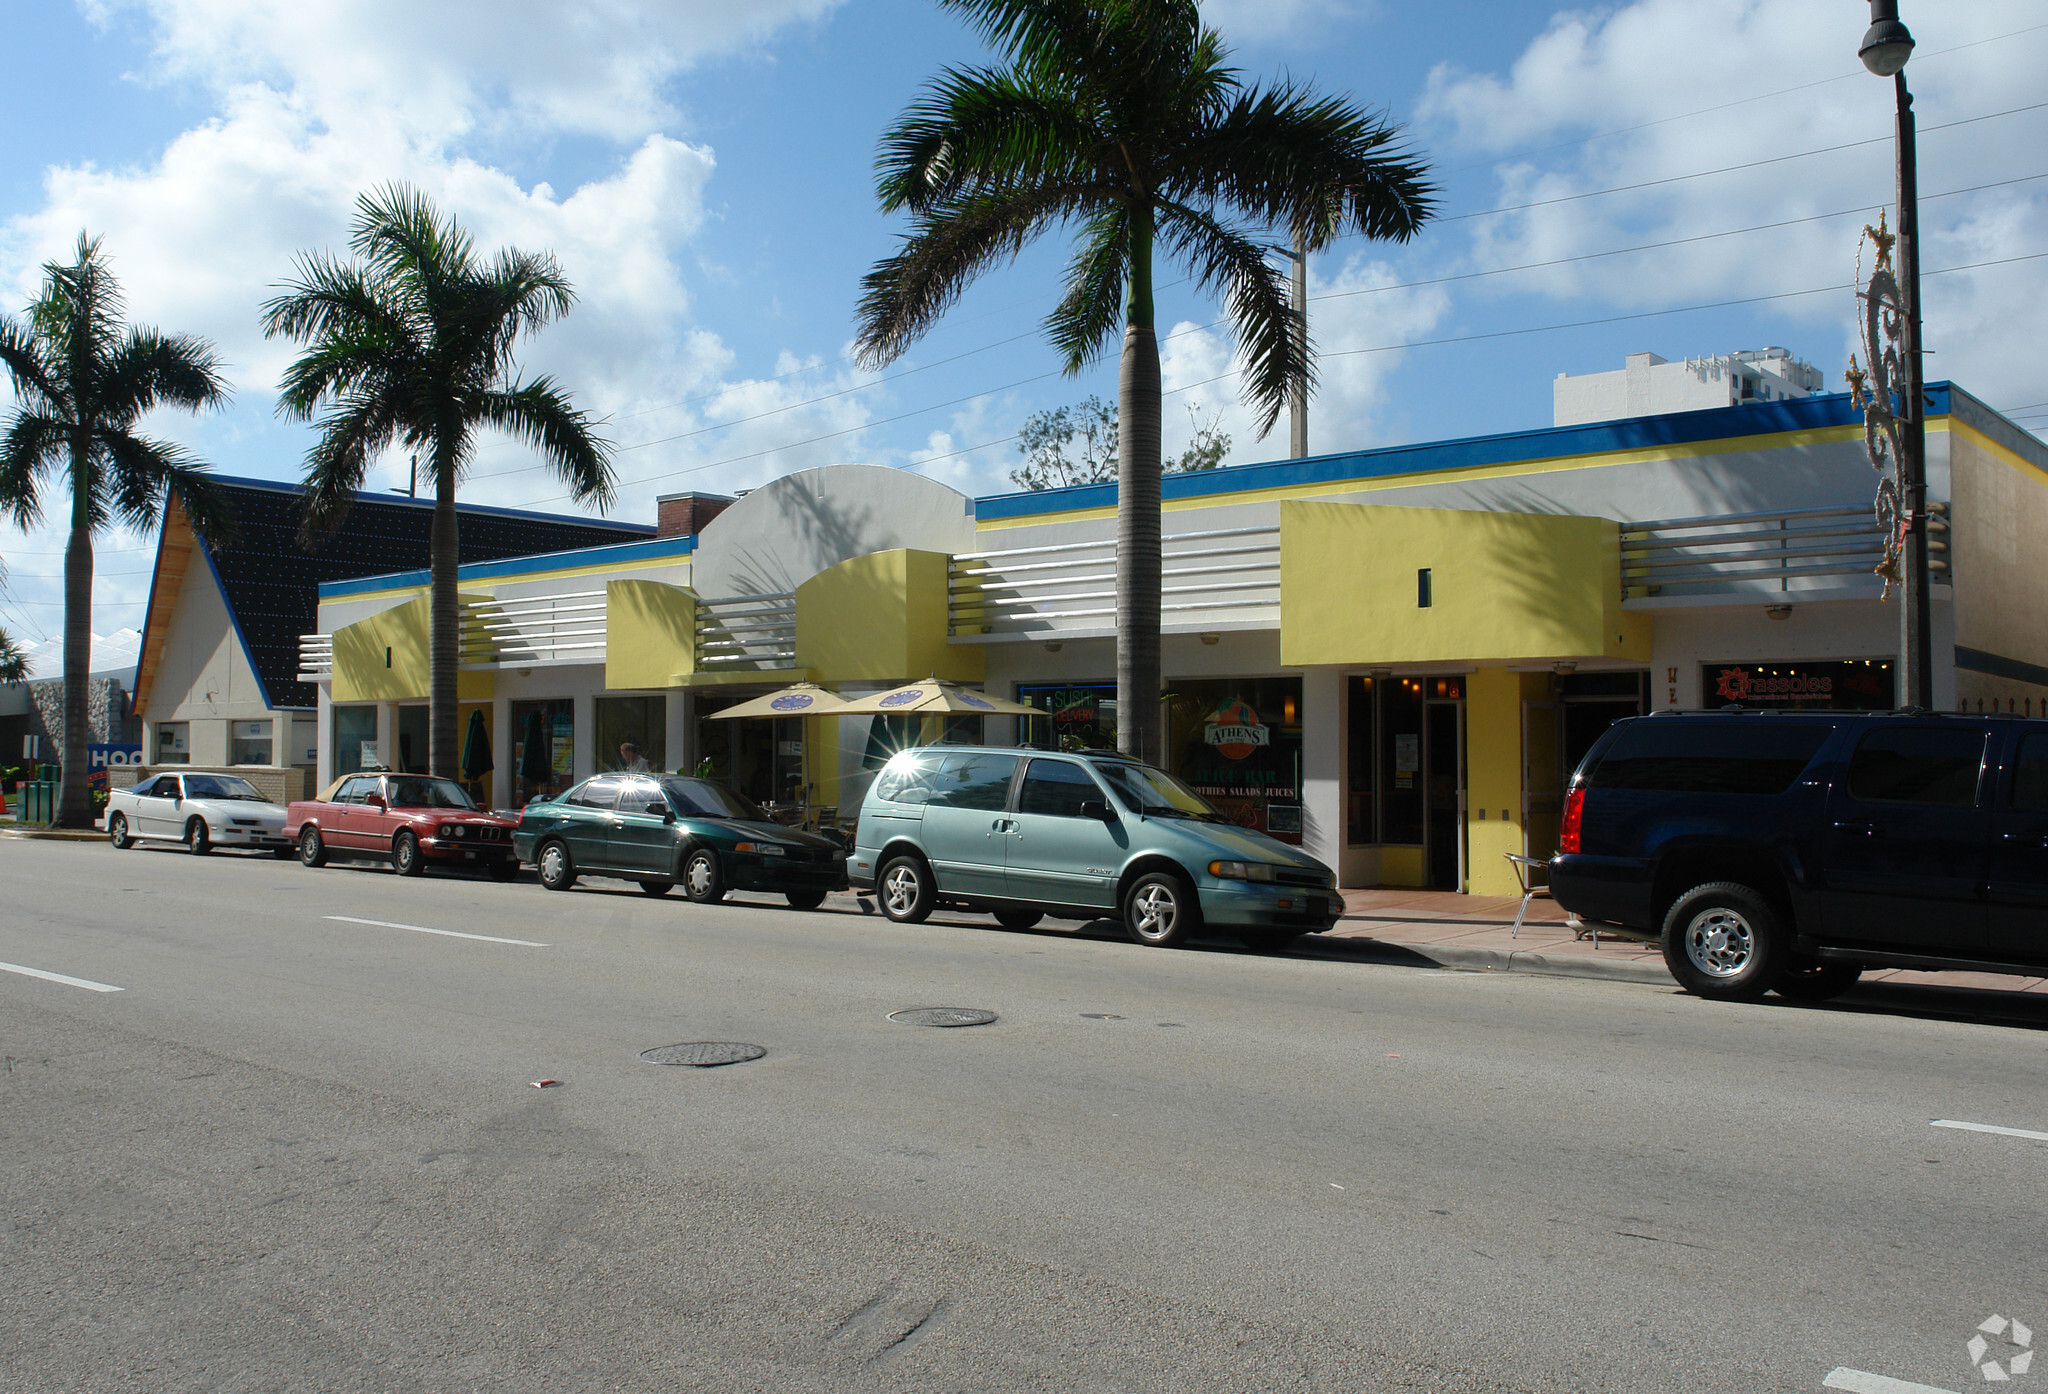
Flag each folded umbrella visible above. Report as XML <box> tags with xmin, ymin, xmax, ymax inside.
<box><xmin>518</xmin><ymin>708</ymin><xmax>553</xmax><ymax>784</ymax></box>
<box><xmin>460</xmin><ymin>708</ymin><xmax>494</xmax><ymax>780</ymax></box>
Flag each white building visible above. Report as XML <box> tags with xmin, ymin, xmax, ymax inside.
<box><xmin>1555</xmin><ymin>348</ymin><xmax>1827</xmax><ymax>427</ymax></box>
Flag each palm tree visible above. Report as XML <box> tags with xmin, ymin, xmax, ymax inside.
<box><xmin>0</xmin><ymin>234</ymin><xmax>232</xmax><ymax>827</ymax></box>
<box><xmin>264</xmin><ymin>185</ymin><xmax>615</xmax><ymax>781</ymax></box>
<box><xmin>856</xmin><ymin>0</ymin><xmax>1433</xmax><ymax>762</ymax></box>
<box><xmin>0</xmin><ymin>626</ymin><xmax>29</xmax><ymax>686</ymax></box>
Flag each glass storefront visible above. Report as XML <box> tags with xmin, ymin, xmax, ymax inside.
<box><xmin>595</xmin><ymin>695</ymin><xmax>666</xmax><ymax>774</ymax></box>
<box><xmin>511</xmin><ymin>698</ymin><xmax>575</xmax><ymax>805</ymax></box>
<box><xmin>396</xmin><ymin>704</ymin><xmax>428</xmax><ymax>773</ymax></box>
<box><xmin>230</xmin><ymin>720</ymin><xmax>273</xmax><ymax>766</ymax></box>
<box><xmin>332</xmin><ymin>706</ymin><xmax>377</xmax><ymax>778</ymax></box>
<box><xmin>1163</xmin><ymin>677</ymin><xmax>1304</xmax><ymax>844</ymax></box>
<box><xmin>1346</xmin><ymin>676</ymin><xmax>1376</xmax><ymax>844</ymax></box>
<box><xmin>1016</xmin><ymin>682</ymin><xmax>1117</xmax><ymax>751</ymax></box>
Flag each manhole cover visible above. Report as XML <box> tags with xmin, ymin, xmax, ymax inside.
<box><xmin>887</xmin><ymin>1007</ymin><xmax>998</xmax><ymax>1028</ymax></box>
<box><xmin>638</xmin><ymin>1042</ymin><xmax>766</xmax><ymax>1067</ymax></box>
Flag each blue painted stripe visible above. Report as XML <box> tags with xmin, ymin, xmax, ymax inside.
<box><xmin>208</xmin><ymin>473</ymin><xmax>654</xmax><ymax>535</ymax></box>
<box><xmin>319</xmin><ymin>532</ymin><xmax>697</xmax><ymax>599</ymax></box>
<box><xmin>197</xmin><ymin>535</ymin><xmax>276</xmax><ymax>713</ymax></box>
<box><xmin>972</xmin><ymin>386</ymin><xmax>1954</xmax><ymax>521</ymax></box>
<box><xmin>1954</xmin><ymin>646</ymin><xmax>2048</xmax><ymax>689</ymax></box>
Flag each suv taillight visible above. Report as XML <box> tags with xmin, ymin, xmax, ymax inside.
<box><xmin>1559</xmin><ymin>786</ymin><xmax>1585</xmax><ymax>855</ymax></box>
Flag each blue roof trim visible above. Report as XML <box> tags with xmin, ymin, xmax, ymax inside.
<box><xmin>973</xmin><ymin>385</ymin><xmax>1956</xmax><ymax>521</ymax></box>
<box><xmin>319</xmin><ymin>532</ymin><xmax>697</xmax><ymax>599</ymax></box>
<box><xmin>206</xmin><ymin>472</ymin><xmax>655</xmax><ymax>535</ymax></box>
<box><xmin>196</xmin><ymin>534</ymin><xmax>282</xmax><ymax>713</ymax></box>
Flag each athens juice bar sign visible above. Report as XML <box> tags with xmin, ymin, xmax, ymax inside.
<box><xmin>1706</xmin><ymin>660</ymin><xmax>1894</xmax><ymax>710</ymax></box>
<box><xmin>1167</xmin><ymin>679</ymin><xmax>1304</xmax><ymax>843</ymax></box>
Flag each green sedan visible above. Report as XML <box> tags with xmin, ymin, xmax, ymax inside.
<box><xmin>513</xmin><ymin>774</ymin><xmax>848</xmax><ymax>907</ymax></box>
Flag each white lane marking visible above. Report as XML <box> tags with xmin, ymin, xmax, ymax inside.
<box><xmin>323</xmin><ymin>916</ymin><xmax>547</xmax><ymax>948</ymax></box>
<box><xmin>0</xmin><ymin>960</ymin><xmax>124</xmax><ymax>993</ymax></box>
<box><xmin>1932</xmin><ymin>1119</ymin><xmax>2048</xmax><ymax>1143</ymax></box>
<box><xmin>1824</xmin><ymin>1367</ymin><xmax>1959</xmax><ymax>1394</ymax></box>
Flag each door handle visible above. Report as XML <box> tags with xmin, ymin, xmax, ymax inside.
<box><xmin>1832</xmin><ymin>821</ymin><xmax>1878</xmax><ymax>837</ymax></box>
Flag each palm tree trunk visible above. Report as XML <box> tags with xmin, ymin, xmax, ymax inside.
<box><xmin>1116</xmin><ymin>207</ymin><xmax>1163</xmax><ymax>765</ymax></box>
<box><xmin>57</xmin><ymin>441</ymin><xmax>95</xmax><ymax>827</ymax></box>
<box><xmin>428</xmin><ymin>450</ymin><xmax>460</xmax><ymax>779</ymax></box>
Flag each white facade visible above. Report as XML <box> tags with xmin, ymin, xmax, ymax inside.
<box><xmin>1554</xmin><ymin>348</ymin><xmax>1826</xmax><ymax>427</ymax></box>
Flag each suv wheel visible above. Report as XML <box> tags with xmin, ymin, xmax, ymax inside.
<box><xmin>1124</xmin><ymin>870</ymin><xmax>1198</xmax><ymax>948</ymax></box>
<box><xmin>877</xmin><ymin>855</ymin><xmax>934</xmax><ymax>924</ymax></box>
<box><xmin>1661</xmin><ymin>881</ymin><xmax>1784</xmax><ymax>1000</ymax></box>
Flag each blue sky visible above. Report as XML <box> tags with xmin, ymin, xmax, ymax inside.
<box><xmin>2</xmin><ymin>0</ymin><xmax>2045</xmax><ymax>646</ymax></box>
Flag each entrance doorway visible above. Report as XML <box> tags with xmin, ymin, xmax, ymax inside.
<box><xmin>1424</xmin><ymin>689</ymin><xmax>1465</xmax><ymax>891</ymax></box>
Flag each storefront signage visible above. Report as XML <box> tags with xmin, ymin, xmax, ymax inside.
<box><xmin>1202</xmin><ymin>700</ymin><xmax>1270</xmax><ymax>760</ymax></box>
<box><xmin>1705</xmin><ymin>661</ymin><xmax>1894</xmax><ymax>711</ymax></box>
<box><xmin>87</xmin><ymin>743</ymin><xmax>143</xmax><ymax>793</ymax></box>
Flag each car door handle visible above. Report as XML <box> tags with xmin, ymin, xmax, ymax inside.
<box><xmin>1832</xmin><ymin>821</ymin><xmax>1878</xmax><ymax>837</ymax></box>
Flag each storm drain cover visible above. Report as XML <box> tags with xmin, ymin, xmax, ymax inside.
<box><xmin>639</xmin><ymin>1042</ymin><xmax>766</xmax><ymax>1067</ymax></box>
<box><xmin>888</xmin><ymin>1007</ymin><xmax>998</xmax><ymax>1028</ymax></box>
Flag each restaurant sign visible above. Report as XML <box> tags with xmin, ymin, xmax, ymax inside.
<box><xmin>1705</xmin><ymin>660</ymin><xmax>1894</xmax><ymax>711</ymax></box>
<box><xmin>1202</xmin><ymin>699</ymin><xmax>1270</xmax><ymax>760</ymax></box>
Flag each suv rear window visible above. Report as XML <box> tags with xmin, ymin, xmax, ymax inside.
<box><xmin>1586</xmin><ymin>720</ymin><xmax>1831</xmax><ymax>796</ymax></box>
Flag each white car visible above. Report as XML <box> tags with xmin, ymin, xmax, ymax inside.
<box><xmin>107</xmin><ymin>772</ymin><xmax>294</xmax><ymax>857</ymax></box>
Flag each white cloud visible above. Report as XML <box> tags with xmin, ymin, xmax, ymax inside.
<box><xmin>1415</xmin><ymin>0</ymin><xmax>2048</xmax><ymax>418</ymax></box>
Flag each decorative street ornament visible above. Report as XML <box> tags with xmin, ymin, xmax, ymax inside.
<box><xmin>1846</xmin><ymin>211</ymin><xmax>1907</xmax><ymax>598</ymax></box>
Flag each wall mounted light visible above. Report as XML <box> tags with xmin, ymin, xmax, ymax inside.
<box><xmin>1042</xmin><ymin>641</ymin><xmax>1063</xmax><ymax>653</ymax></box>
<box><xmin>1765</xmin><ymin>604</ymin><xmax>1794</xmax><ymax>621</ymax></box>
<box><xmin>1199</xmin><ymin>633</ymin><xmax>1221</xmax><ymax>646</ymax></box>
<box><xmin>1553</xmin><ymin>661</ymin><xmax>1577</xmax><ymax>676</ymax></box>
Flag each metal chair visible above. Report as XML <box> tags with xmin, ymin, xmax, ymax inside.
<box><xmin>1504</xmin><ymin>852</ymin><xmax>1595</xmax><ymax>947</ymax></box>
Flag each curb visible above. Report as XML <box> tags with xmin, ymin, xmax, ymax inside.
<box><xmin>0</xmin><ymin>826</ymin><xmax>108</xmax><ymax>843</ymax></box>
<box><xmin>1306</xmin><ymin>932</ymin><xmax>1676</xmax><ymax>986</ymax></box>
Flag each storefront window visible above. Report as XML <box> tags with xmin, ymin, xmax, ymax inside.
<box><xmin>511</xmin><ymin>698</ymin><xmax>575</xmax><ymax>805</ymax></box>
<box><xmin>1163</xmin><ymin>677</ymin><xmax>1304</xmax><ymax>844</ymax></box>
<box><xmin>332</xmin><ymin>707</ymin><xmax>377</xmax><ymax>776</ymax></box>
<box><xmin>595</xmin><ymin>695</ymin><xmax>666</xmax><ymax>774</ymax></box>
<box><xmin>1346</xmin><ymin>676</ymin><xmax>1376</xmax><ymax>845</ymax></box>
<box><xmin>396</xmin><ymin>704</ymin><xmax>428</xmax><ymax>773</ymax></box>
<box><xmin>230</xmin><ymin>720</ymin><xmax>273</xmax><ymax>766</ymax></box>
<box><xmin>154</xmin><ymin>721</ymin><xmax>191</xmax><ymax>765</ymax></box>
<box><xmin>1703</xmin><ymin>660</ymin><xmax>1894</xmax><ymax>711</ymax></box>
<box><xmin>1016</xmin><ymin>683</ymin><xmax>1117</xmax><ymax>751</ymax></box>
<box><xmin>1380</xmin><ymin>676</ymin><xmax>1425</xmax><ymax>845</ymax></box>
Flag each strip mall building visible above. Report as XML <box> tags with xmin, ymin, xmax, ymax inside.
<box><xmin>292</xmin><ymin>384</ymin><xmax>2048</xmax><ymax>898</ymax></box>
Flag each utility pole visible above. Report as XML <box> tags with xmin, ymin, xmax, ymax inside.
<box><xmin>1288</xmin><ymin>226</ymin><xmax>1308</xmax><ymax>459</ymax></box>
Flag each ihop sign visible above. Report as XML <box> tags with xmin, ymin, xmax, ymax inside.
<box><xmin>87</xmin><ymin>743</ymin><xmax>144</xmax><ymax>793</ymax></box>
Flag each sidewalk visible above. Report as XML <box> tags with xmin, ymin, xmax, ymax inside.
<box><xmin>1315</xmin><ymin>886</ymin><xmax>2048</xmax><ymax>999</ymax></box>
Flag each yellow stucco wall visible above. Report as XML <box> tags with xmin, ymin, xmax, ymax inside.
<box><xmin>1278</xmin><ymin>501</ymin><xmax>1650</xmax><ymax>668</ymax></box>
<box><xmin>1464</xmin><ymin>668</ymin><xmax>1525</xmax><ymax>897</ymax></box>
<box><xmin>794</xmin><ymin>549</ymin><xmax>982</xmax><ymax>685</ymax></box>
<box><xmin>605</xmin><ymin>579</ymin><xmax>697</xmax><ymax>689</ymax></box>
<box><xmin>332</xmin><ymin>594</ymin><xmax>494</xmax><ymax>701</ymax></box>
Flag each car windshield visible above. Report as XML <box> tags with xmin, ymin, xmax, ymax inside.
<box><xmin>657</xmin><ymin>777</ymin><xmax>770</xmax><ymax>822</ymax></box>
<box><xmin>1091</xmin><ymin>760</ymin><xmax>1229</xmax><ymax>822</ymax></box>
<box><xmin>387</xmin><ymin>778</ymin><xmax>475</xmax><ymax>809</ymax></box>
<box><xmin>183</xmin><ymin>775</ymin><xmax>265</xmax><ymax>801</ymax></box>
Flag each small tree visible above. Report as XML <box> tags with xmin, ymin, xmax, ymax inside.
<box><xmin>0</xmin><ymin>626</ymin><xmax>28</xmax><ymax>686</ymax></box>
<box><xmin>1011</xmin><ymin>397</ymin><xmax>1229</xmax><ymax>491</ymax></box>
<box><xmin>0</xmin><ymin>234</ymin><xmax>232</xmax><ymax>827</ymax></box>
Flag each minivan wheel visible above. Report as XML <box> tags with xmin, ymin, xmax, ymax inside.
<box><xmin>877</xmin><ymin>855</ymin><xmax>934</xmax><ymax>924</ymax></box>
<box><xmin>994</xmin><ymin>908</ymin><xmax>1043</xmax><ymax>931</ymax></box>
<box><xmin>1774</xmin><ymin>961</ymin><xmax>1862</xmax><ymax>1002</ymax></box>
<box><xmin>1661</xmin><ymin>881</ymin><xmax>1784</xmax><ymax>1000</ymax></box>
<box><xmin>1124</xmin><ymin>871</ymin><xmax>1199</xmax><ymax>948</ymax></box>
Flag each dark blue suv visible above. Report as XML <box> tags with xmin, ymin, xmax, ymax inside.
<box><xmin>1548</xmin><ymin>711</ymin><xmax>2048</xmax><ymax>1000</ymax></box>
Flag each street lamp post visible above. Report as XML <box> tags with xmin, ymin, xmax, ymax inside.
<box><xmin>1860</xmin><ymin>0</ymin><xmax>1934</xmax><ymax>710</ymax></box>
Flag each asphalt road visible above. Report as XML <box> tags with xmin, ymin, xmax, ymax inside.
<box><xmin>2</xmin><ymin>836</ymin><xmax>2044</xmax><ymax>1394</ymax></box>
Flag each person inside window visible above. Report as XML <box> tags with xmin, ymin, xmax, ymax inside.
<box><xmin>615</xmin><ymin>741</ymin><xmax>650</xmax><ymax>773</ymax></box>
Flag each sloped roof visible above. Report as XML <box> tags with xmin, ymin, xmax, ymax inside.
<box><xmin>136</xmin><ymin>476</ymin><xmax>652</xmax><ymax>713</ymax></box>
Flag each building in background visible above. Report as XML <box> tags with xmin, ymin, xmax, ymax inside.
<box><xmin>128</xmin><ymin>476</ymin><xmax>655</xmax><ymax>799</ymax></box>
<box><xmin>1554</xmin><ymin>347</ymin><xmax>1825</xmax><ymax>427</ymax></box>
<box><xmin>300</xmin><ymin>381</ymin><xmax>2048</xmax><ymax>896</ymax></box>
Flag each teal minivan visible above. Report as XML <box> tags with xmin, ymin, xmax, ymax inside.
<box><xmin>848</xmin><ymin>746</ymin><xmax>1341</xmax><ymax>950</ymax></box>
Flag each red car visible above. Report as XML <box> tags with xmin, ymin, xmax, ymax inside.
<box><xmin>285</xmin><ymin>772</ymin><xmax>520</xmax><ymax>879</ymax></box>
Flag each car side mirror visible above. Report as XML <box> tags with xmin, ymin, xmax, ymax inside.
<box><xmin>1079</xmin><ymin>800</ymin><xmax>1117</xmax><ymax>823</ymax></box>
<box><xmin>366</xmin><ymin>794</ymin><xmax>387</xmax><ymax>810</ymax></box>
<box><xmin>649</xmin><ymin>803</ymin><xmax>675</xmax><ymax>823</ymax></box>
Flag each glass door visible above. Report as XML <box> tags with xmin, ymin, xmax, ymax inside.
<box><xmin>1424</xmin><ymin>693</ymin><xmax>1465</xmax><ymax>891</ymax></box>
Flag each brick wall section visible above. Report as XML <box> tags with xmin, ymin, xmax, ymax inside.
<box><xmin>656</xmin><ymin>492</ymin><xmax>735</xmax><ymax>538</ymax></box>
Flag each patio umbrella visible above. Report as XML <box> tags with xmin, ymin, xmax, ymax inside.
<box><xmin>831</xmin><ymin>678</ymin><xmax>1038</xmax><ymax>716</ymax></box>
<box><xmin>518</xmin><ymin>708</ymin><xmax>552</xmax><ymax>784</ymax></box>
<box><xmin>704</xmin><ymin>682</ymin><xmax>852</xmax><ymax>720</ymax></box>
<box><xmin>460</xmin><ymin>709</ymin><xmax>494</xmax><ymax>780</ymax></box>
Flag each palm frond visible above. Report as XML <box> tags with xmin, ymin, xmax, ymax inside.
<box><xmin>95</xmin><ymin>431</ymin><xmax>235</xmax><ymax>544</ymax></box>
<box><xmin>102</xmin><ymin>329</ymin><xmax>231</xmax><ymax>423</ymax></box>
<box><xmin>855</xmin><ymin>182</ymin><xmax>1107</xmax><ymax>369</ymax></box>
<box><xmin>0</xmin><ymin>314</ymin><xmax>60</xmax><ymax>412</ymax></box>
<box><xmin>0</xmin><ymin>627</ymin><xmax>28</xmax><ymax>686</ymax></box>
<box><xmin>353</xmin><ymin>182</ymin><xmax>475</xmax><ymax>307</ymax></box>
<box><xmin>273</xmin><ymin>326</ymin><xmax>409</xmax><ymax>421</ymax></box>
<box><xmin>0</xmin><ymin>412</ymin><xmax>66</xmax><ymax>529</ymax></box>
<box><xmin>476</xmin><ymin>379</ymin><xmax>616</xmax><ymax>511</ymax></box>
<box><xmin>297</xmin><ymin>394</ymin><xmax>402</xmax><ymax>542</ymax></box>
<box><xmin>877</xmin><ymin>67</ymin><xmax>1106</xmax><ymax>214</ymax></box>
<box><xmin>938</xmin><ymin>0</ymin><xmax>1113</xmax><ymax>77</ymax></box>
<box><xmin>262</xmin><ymin>253</ymin><xmax>407</xmax><ymax>350</ymax></box>
<box><xmin>1044</xmin><ymin>206</ymin><xmax>1129</xmax><ymax>374</ymax></box>
<box><xmin>1155</xmin><ymin>199</ymin><xmax>1300</xmax><ymax>437</ymax></box>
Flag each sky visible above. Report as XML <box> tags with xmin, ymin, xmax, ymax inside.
<box><xmin>1</xmin><ymin>0</ymin><xmax>2045</xmax><ymax>647</ymax></box>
